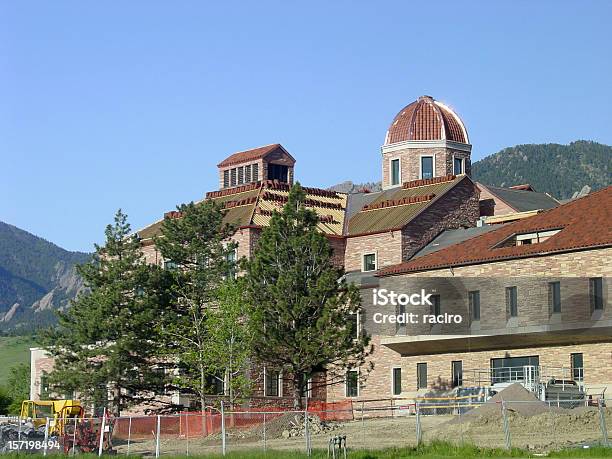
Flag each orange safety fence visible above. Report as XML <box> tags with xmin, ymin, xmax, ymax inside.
<box><xmin>114</xmin><ymin>416</ymin><xmax>181</xmax><ymax>440</ymax></box>
<box><xmin>307</xmin><ymin>400</ymin><xmax>354</xmax><ymax>421</ymax></box>
<box><xmin>114</xmin><ymin>400</ymin><xmax>355</xmax><ymax>440</ymax></box>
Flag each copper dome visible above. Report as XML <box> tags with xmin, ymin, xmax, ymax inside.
<box><xmin>384</xmin><ymin>96</ymin><xmax>469</xmax><ymax>145</ymax></box>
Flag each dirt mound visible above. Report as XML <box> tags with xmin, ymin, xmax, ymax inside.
<box><xmin>450</xmin><ymin>383</ymin><xmax>549</xmax><ymax>425</ymax></box>
<box><xmin>225</xmin><ymin>412</ymin><xmax>338</xmax><ymax>441</ymax></box>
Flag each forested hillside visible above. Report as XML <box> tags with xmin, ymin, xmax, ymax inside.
<box><xmin>471</xmin><ymin>141</ymin><xmax>611</xmax><ymax>199</ymax></box>
<box><xmin>0</xmin><ymin>221</ymin><xmax>89</xmax><ymax>331</ymax></box>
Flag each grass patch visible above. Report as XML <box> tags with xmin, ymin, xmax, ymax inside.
<box><xmin>0</xmin><ymin>335</ymin><xmax>37</xmax><ymax>385</ymax></box>
<box><xmin>2</xmin><ymin>442</ymin><xmax>612</xmax><ymax>458</ymax></box>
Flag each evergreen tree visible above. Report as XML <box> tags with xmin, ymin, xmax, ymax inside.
<box><xmin>43</xmin><ymin>210</ymin><xmax>170</xmax><ymax>416</ymax></box>
<box><xmin>154</xmin><ymin>201</ymin><xmax>236</xmax><ymax>411</ymax></box>
<box><xmin>244</xmin><ymin>183</ymin><xmax>372</xmax><ymax>408</ymax></box>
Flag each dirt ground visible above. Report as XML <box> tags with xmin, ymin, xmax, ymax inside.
<box><xmin>113</xmin><ymin>385</ymin><xmax>611</xmax><ymax>455</ymax></box>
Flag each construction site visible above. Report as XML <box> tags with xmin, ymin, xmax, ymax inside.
<box><xmin>1</xmin><ymin>378</ymin><xmax>609</xmax><ymax>456</ymax></box>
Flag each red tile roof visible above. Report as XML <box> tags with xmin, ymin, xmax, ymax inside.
<box><xmin>378</xmin><ymin>186</ymin><xmax>612</xmax><ymax>276</ymax></box>
<box><xmin>217</xmin><ymin>144</ymin><xmax>294</xmax><ymax>168</ymax></box>
<box><xmin>385</xmin><ymin>96</ymin><xmax>468</xmax><ymax>145</ymax></box>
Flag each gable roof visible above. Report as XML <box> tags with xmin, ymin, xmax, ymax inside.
<box><xmin>479</xmin><ymin>183</ymin><xmax>559</xmax><ymax>213</ymax></box>
<box><xmin>346</xmin><ymin>175</ymin><xmax>472</xmax><ymax>236</ymax></box>
<box><xmin>378</xmin><ymin>185</ymin><xmax>612</xmax><ymax>276</ymax></box>
<box><xmin>217</xmin><ymin>144</ymin><xmax>295</xmax><ymax>168</ymax></box>
<box><xmin>137</xmin><ymin>180</ymin><xmax>347</xmax><ymax>240</ymax></box>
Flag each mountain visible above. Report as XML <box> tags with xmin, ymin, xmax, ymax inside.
<box><xmin>328</xmin><ymin>181</ymin><xmax>382</xmax><ymax>194</ymax></box>
<box><xmin>471</xmin><ymin>141</ymin><xmax>612</xmax><ymax>200</ymax></box>
<box><xmin>0</xmin><ymin>221</ymin><xmax>89</xmax><ymax>332</ymax></box>
<box><xmin>329</xmin><ymin>141</ymin><xmax>611</xmax><ymax>200</ymax></box>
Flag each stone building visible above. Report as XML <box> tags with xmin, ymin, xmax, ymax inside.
<box><xmin>30</xmin><ymin>95</ymin><xmax>610</xmax><ymax>410</ymax></box>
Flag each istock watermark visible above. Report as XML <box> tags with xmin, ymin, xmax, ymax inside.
<box><xmin>371</xmin><ymin>288</ymin><xmax>464</xmax><ymax>325</ymax></box>
<box><xmin>372</xmin><ymin>312</ymin><xmax>463</xmax><ymax>325</ymax></box>
<box><xmin>373</xmin><ymin>288</ymin><xmax>434</xmax><ymax>306</ymax></box>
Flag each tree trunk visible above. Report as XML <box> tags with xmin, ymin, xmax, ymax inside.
<box><xmin>292</xmin><ymin>376</ymin><xmax>303</xmax><ymax>410</ymax></box>
<box><xmin>200</xmin><ymin>363</ymin><xmax>206</xmax><ymax>414</ymax></box>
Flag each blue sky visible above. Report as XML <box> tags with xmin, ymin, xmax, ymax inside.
<box><xmin>1</xmin><ymin>1</ymin><xmax>611</xmax><ymax>252</ymax></box>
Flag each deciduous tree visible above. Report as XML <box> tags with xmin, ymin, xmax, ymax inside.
<box><xmin>154</xmin><ymin>201</ymin><xmax>237</xmax><ymax>411</ymax></box>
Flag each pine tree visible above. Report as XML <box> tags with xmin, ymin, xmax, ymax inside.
<box><xmin>154</xmin><ymin>200</ymin><xmax>237</xmax><ymax>412</ymax></box>
<box><xmin>43</xmin><ymin>210</ymin><xmax>170</xmax><ymax>416</ymax></box>
<box><xmin>244</xmin><ymin>183</ymin><xmax>372</xmax><ymax>408</ymax></box>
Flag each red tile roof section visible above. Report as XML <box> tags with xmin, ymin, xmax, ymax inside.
<box><xmin>386</xmin><ymin>96</ymin><xmax>468</xmax><ymax>145</ymax></box>
<box><xmin>378</xmin><ymin>186</ymin><xmax>612</xmax><ymax>276</ymax></box>
<box><xmin>217</xmin><ymin>144</ymin><xmax>282</xmax><ymax>168</ymax></box>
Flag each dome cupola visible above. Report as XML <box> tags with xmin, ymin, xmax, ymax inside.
<box><xmin>384</xmin><ymin>95</ymin><xmax>469</xmax><ymax>145</ymax></box>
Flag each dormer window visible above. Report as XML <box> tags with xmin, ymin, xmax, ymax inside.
<box><xmin>495</xmin><ymin>228</ymin><xmax>562</xmax><ymax>248</ymax></box>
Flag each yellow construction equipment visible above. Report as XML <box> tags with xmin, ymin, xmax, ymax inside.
<box><xmin>19</xmin><ymin>399</ymin><xmax>83</xmax><ymax>435</ymax></box>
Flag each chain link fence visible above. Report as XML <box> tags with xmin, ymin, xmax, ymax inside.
<box><xmin>0</xmin><ymin>397</ymin><xmax>610</xmax><ymax>456</ymax></box>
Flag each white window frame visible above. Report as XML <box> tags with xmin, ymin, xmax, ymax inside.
<box><xmin>419</xmin><ymin>154</ymin><xmax>436</xmax><ymax>179</ymax></box>
<box><xmin>303</xmin><ymin>376</ymin><xmax>313</xmax><ymax>398</ymax></box>
<box><xmin>452</xmin><ymin>154</ymin><xmax>465</xmax><ymax>175</ymax></box>
<box><xmin>345</xmin><ymin>368</ymin><xmax>360</xmax><ymax>398</ymax></box>
<box><xmin>389</xmin><ymin>157</ymin><xmax>401</xmax><ymax>187</ymax></box>
<box><xmin>263</xmin><ymin>367</ymin><xmax>283</xmax><ymax>397</ymax></box>
<box><xmin>391</xmin><ymin>366</ymin><xmax>402</xmax><ymax>396</ymax></box>
<box><xmin>361</xmin><ymin>252</ymin><xmax>377</xmax><ymax>272</ymax></box>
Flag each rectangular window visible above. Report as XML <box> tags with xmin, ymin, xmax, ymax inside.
<box><xmin>345</xmin><ymin>370</ymin><xmax>358</xmax><ymax>397</ymax></box>
<box><xmin>301</xmin><ymin>374</ymin><xmax>312</xmax><ymax>397</ymax></box>
<box><xmin>549</xmin><ymin>281</ymin><xmax>561</xmax><ymax>314</ymax></box>
<box><xmin>265</xmin><ymin>369</ymin><xmax>280</xmax><ymax>397</ymax></box>
<box><xmin>225</xmin><ymin>250</ymin><xmax>237</xmax><ymax>279</ymax></box>
<box><xmin>392</xmin><ymin>368</ymin><xmax>402</xmax><ymax>395</ymax></box>
<box><xmin>571</xmin><ymin>353</ymin><xmax>584</xmax><ymax>382</ymax></box>
<box><xmin>506</xmin><ymin>286</ymin><xmax>518</xmax><ymax>318</ymax></box>
<box><xmin>421</xmin><ymin>156</ymin><xmax>434</xmax><ymax>179</ymax></box>
<box><xmin>237</xmin><ymin>166</ymin><xmax>244</xmax><ymax>185</ymax></box>
<box><xmin>252</xmin><ymin>163</ymin><xmax>259</xmax><ymax>182</ymax></box>
<box><xmin>491</xmin><ymin>355</ymin><xmax>539</xmax><ymax>384</ymax></box>
<box><xmin>391</xmin><ymin>159</ymin><xmax>400</xmax><ymax>186</ymax></box>
<box><xmin>430</xmin><ymin>294</ymin><xmax>441</xmax><ymax>316</ymax></box>
<box><xmin>348</xmin><ymin>312</ymin><xmax>359</xmax><ymax>339</ymax></box>
<box><xmin>362</xmin><ymin>253</ymin><xmax>376</xmax><ymax>272</ymax></box>
<box><xmin>223</xmin><ymin>170</ymin><xmax>230</xmax><ymax>188</ymax></box>
<box><xmin>454</xmin><ymin>157</ymin><xmax>463</xmax><ymax>175</ymax></box>
<box><xmin>164</xmin><ymin>259</ymin><xmax>178</xmax><ymax>270</ymax></box>
<box><xmin>589</xmin><ymin>277</ymin><xmax>604</xmax><ymax>311</ymax></box>
<box><xmin>206</xmin><ymin>374</ymin><xmax>225</xmax><ymax>395</ymax></box>
<box><xmin>417</xmin><ymin>363</ymin><xmax>428</xmax><ymax>389</ymax></box>
<box><xmin>469</xmin><ymin>291</ymin><xmax>480</xmax><ymax>321</ymax></box>
<box><xmin>230</xmin><ymin>168</ymin><xmax>237</xmax><ymax>187</ymax></box>
<box><xmin>245</xmin><ymin>164</ymin><xmax>252</xmax><ymax>183</ymax></box>
<box><xmin>40</xmin><ymin>373</ymin><xmax>50</xmax><ymax>399</ymax></box>
<box><xmin>268</xmin><ymin>163</ymin><xmax>288</xmax><ymax>182</ymax></box>
<box><xmin>451</xmin><ymin>360</ymin><xmax>463</xmax><ymax>388</ymax></box>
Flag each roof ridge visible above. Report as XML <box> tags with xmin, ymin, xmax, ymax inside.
<box><xmin>206</xmin><ymin>182</ymin><xmax>263</xmax><ymax>199</ymax></box>
<box><xmin>361</xmin><ymin>194</ymin><xmax>435</xmax><ymax>211</ymax></box>
<box><xmin>230</xmin><ymin>143</ymin><xmax>279</xmax><ymax>155</ymax></box>
<box><xmin>403</xmin><ymin>174</ymin><xmax>457</xmax><ymax>189</ymax></box>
